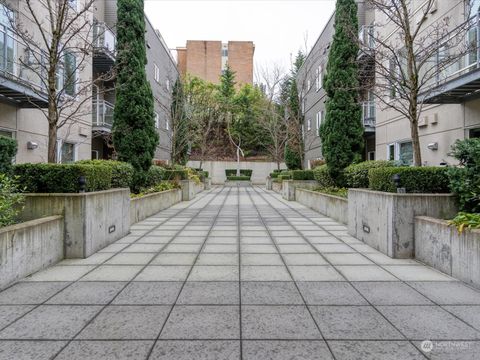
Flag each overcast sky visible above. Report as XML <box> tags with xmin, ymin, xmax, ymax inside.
<box><xmin>144</xmin><ymin>0</ymin><xmax>336</xmax><ymax>75</ymax></box>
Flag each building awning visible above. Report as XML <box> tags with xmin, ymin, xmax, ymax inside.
<box><xmin>0</xmin><ymin>76</ymin><xmax>48</xmax><ymax>108</ymax></box>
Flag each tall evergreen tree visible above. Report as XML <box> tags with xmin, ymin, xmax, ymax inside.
<box><xmin>219</xmin><ymin>64</ymin><xmax>236</xmax><ymax>101</ymax></box>
<box><xmin>171</xmin><ymin>79</ymin><xmax>190</xmax><ymax>165</ymax></box>
<box><xmin>112</xmin><ymin>0</ymin><xmax>158</xmax><ymax>172</ymax></box>
<box><xmin>320</xmin><ymin>0</ymin><xmax>364</xmax><ymax>182</ymax></box>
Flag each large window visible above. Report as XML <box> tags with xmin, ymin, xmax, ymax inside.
<box><xmin>154</xmin><ymin>63</ymin><xmax>160</xmax><ymax>82</ymax></box>
<box><xmin>315</xmin><ymin>65</ymin><xmax>322</xmax><ymax>91</ymax></box>
<box><xmin>61</xmin><ymin>142</ymin><xmax>76</xmax><ymax>164</ymax></box>
<box><xmin>316</xmin><ymin>111</ymin><xmax>323</xmax><ymax>136</ymax></box>
<box><xmin>64</xmin><ymin>51</ymin><xmax>76</xmax><ymax>96</ymax></box>
<box><xmin>387</xmin><ymin>141</ymin><xmax>413</xmax><ymax>165</ymax></box>
<box><xmin>307</xmin><ymin>118</ymin><xmax>311</xmax><ymax>131</ymax></box>
<box><xmin>154</xmin><ymin>112</ymin><xmax>159</xmax><ymax>128</ymax></box>
<box><xmin>0</xmin><ymin>4</ymin><xmax>15</xmax><ymax>74</ymax></box>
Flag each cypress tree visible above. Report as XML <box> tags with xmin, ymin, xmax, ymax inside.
<box><xmin>112</xmin><ymin>0</ymin><xmax>158</xmax><ymax>172</ymax></box>
<box><xmin>171</xmin><ymin>79</ymin><xmax>189</xmax><ymax>165</ymax></box>
<box><xmin>320</xmin><ymin>0</ymin><xmax>364</xmax><ymax>183</ymax></box>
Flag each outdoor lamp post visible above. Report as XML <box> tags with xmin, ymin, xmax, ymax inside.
<box><xmin>78</xmin><ymin>176</ymin><xmax>86</xmax><ymax>193</ymax></box>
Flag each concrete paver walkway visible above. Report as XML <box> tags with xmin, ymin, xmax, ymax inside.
<box><xmin>0</xmin><ymin>186</ymin><xmax>479</xmax><ymax>359</ymax></box>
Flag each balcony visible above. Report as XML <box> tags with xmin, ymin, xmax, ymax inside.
<box><xmin>361</xmin><ymin>101</ymin><xmax>376</xmax><ymax>131</ymax></box>
<box><xmin>358</xmin><ymin>25</ymin><xmax>375</xmax><ymax>58</ymax></box>
<box><xmin>92</xmin><ymin>100</ymin><xmax>114</xmax><ymax>132</ymax></box>
<box><xmin>0</xmin><ymin>39</ymin><xmax>48</xmax><ymax>108</ymax></box>
<box><xmin>422</xmin><ymin>13</ymin><xmax>480</xmax><ymax>103</ymax></box>
<box><xmin>93</xmin><ymin>22</ymin><xmax>116</xmax><ymax>73</ymax></box>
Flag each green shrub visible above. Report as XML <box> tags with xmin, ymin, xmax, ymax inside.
<box><xmin>313</xmin><ymin>186</ymin><xmax>348</xmax><ymax>198</ymax></box>
<box><xmin>448</xmin><ymin>212</ymin><xmax>480</xmax><ymax>233</ymax></box>
<box><xmin>291</xmin><ymin>170</ymin><xmax>315</xmax><ymax>181</ymax></box>
<box><xmin>273</xmin><ymin>169</ymin><xmax>283</xmax><ymax>173</ymax></box>
<box><xmin>0</xmin><ymin>136</ymin><xmax>17</xmax><ymax>174</ymax></box>
<box><xmin>448</xmin><ymin>138</ymin><xmax>480</xmax><ymax>213</ymax></box>
<box><xmin>344</xmin><ymin>161</ymin><xmax>394</xmax><ymax>188</ymax></box>
<box><xmin>284</xmin><ymin>144</ymin><xmax>302</xmax><ymax>170</ymax></box>
<box><xmin>278</xmin><ymin>173</ymin><xmax>292</xmax><ymax>180</ymax></box>
<box><xmin>225</xmin><ymin>169</ymin><xmax>252</xmax><ymax>178</ymax></box>
<box><xmin>269</xmin><ymin>172</ymin><xmax>279</xmax><ymax>178</ymax></box>
<box><xmin>0</xmin><ymin>174</ymin><xmax>25</xmax><ymax>227</ymax></box>
<box><xmin>144</xmin><ymin>166</ymin><xmax>166</xmax><ymax>187</ymax></box>
<box><xmin>313</xmin><ymin>165</ymin><xmax>335</xmax><ymax>188</ymax></box>
<box><xmin>77</xmin><ymin>160</ymin><xmax>134</xmax><ymax>189</ymax></box>
<box><xmin>13</xmin><ymin>163</ymin><xmax>112</xmax><ymax>193</ymax></box>
<box><xmin>368</xmin><ymin>166</ymin><xmax>450</xmax><ymax>193</ymax></box>
<box><xmin>131</xmin><ymin>181</ymin><xmax>180</xmax><ymax>198</ymax></box>
<box><xmin>163</xmin><ymin>169</ymin><xmax>188</xmax><ymax>181</ymax></box>
<box><xmin>227</xmin><ymin>176</ymin><xmax>250</xmax><ymax>181</ymax></box>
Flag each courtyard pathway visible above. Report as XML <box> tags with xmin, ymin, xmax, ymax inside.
<box><xmin>0</xmin><ymin>186</ymin><xmax>479</xmax><ymax>359</ymax></box>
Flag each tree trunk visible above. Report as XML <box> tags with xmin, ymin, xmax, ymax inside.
<box><xmin>47</xmin><ymin>122</ymin><xmax>57</xmax><ymax>163</ymax></box>
<box><xmin>236</xmin><ymin>147</ymin><xmax>240</xmax><ymax>176</ymax></box>
<box><xmin>410</xmin><ymin>118</ymin><xmax>422</xmax><ymax>166</ymax></box>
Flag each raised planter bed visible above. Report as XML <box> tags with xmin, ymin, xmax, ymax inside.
<box><xmin>224</xmin><ymin>180</ymin><xmax>251</xmax><ymax>187</ymax></box>
<box><xmin>20</xmin><ymin>189</ymin><xmax>130</xmax><ymax>259</ymax></box>
<box><xmin>282</xmin><ymin>180</ymin><xmax>318</xmax><ymax>201</ymax></box>
<box><xmin>295</xmin><ymin>188</ymin><xmax>348</xmax><ymax>224</ymax></box>
<box><xmin>272</xmin><ymin>181</ymin><xmax>282</xmax><ymax>193</ymax></box>
<box><xmin>130</xmin><ymin>189</ymin><xmax>182</xmax><ymax>225</ymax></box>
<box><xmin>348</xmin><ymin>189</ymin><xmax>457</xmax><ymax>259</ymax></box>
<box><xmin>266</xmin><ymin>177</ymin><xmax>273</xmax><ymax>190</ymax></box>
<box><xmin>0</xmin><ymin>216</ymin><xmax>63</xmax><ymax>289</ymax></box>
<box><xmin>415</xmin><ymin>216</ymin><xmax>480</xmax><ymax>289</ymax></box>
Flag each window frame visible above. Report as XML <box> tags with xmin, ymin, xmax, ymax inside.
<box><xmin>154</xmin><ymin>63</ymin><xmax>160</xmax><ymax>82</ymax></box>
<box><xmin>154</xmin><ymin>112</ymin><xmax>159</xmax><ymax>129</ymax></box>
<box><xmin>315</xmin><ymin>65</ymin><xmax>322</xmax><ymax>91</ymax></box>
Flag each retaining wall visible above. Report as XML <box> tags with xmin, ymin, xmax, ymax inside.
<box><xmin>130</xmin><ymin>189</ymin><xmax>182</xmax><ymax>225</ymax></box>
<box><xmin>295</xmin><ymin>189</ymin><xmax>348</xmax><ymax>224</ymax></box>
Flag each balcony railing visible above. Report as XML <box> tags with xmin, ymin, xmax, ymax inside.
<box><xmin>361</xmin><ymin>101</ymin><xmax>376</xmax><ymax>129</ymax></box>
<box><xmin>92</xmin><ymin>100</ymin><xmax>114</xmax><ymax>129</ymax></box>
<box><xmin>93</xmin><ymin>22</ymin><xmax>116</xmax><ymax>58</ymax></box>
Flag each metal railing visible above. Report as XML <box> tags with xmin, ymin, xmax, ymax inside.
<box><xmin>92</xmin><ymin>100</ymin><xmax>114</xmax><ymax>128</ymax></box>
<box><xmin>361</xmin><ymin>101</ymin><xmax>376</xmax><ymax>128</ymax></box>
<box><xmin>93</xmin><ymin>22</ymin><xmax>116</xmax><ymax>57</ymax></box>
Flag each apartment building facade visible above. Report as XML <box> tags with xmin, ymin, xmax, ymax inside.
<box><xmin>176</xmin><ymin>40</ymin><xmax>254</xmax><ymax>86</ymax></box>
<box><xmin>0</xmin><ymin>0</ymin><xmax>177</xmax><ymax>164</ymax></box>
<box><xmin>299</xmin><ymin>0</ymin><xmax>480</xmax><ymax>168</ymax></box>
<box><xmin>298</xmin><ymin>1</ymin><xmax>376</xmax><ymax>169</ymax></box>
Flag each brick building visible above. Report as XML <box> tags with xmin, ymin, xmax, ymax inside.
<box><xmin>176</xmin><ymin>40</ymin><xmax>254</xmax><ymax>86</ymax></box>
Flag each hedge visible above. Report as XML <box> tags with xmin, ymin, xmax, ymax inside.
<box><xmin>368</xmin><ymin>166</ymin><xmax>450</xmax><ymax>193</ymax></box>
<box><xmin>77</xmin><ymin>160</ymin><xmax>134</xmax><ymax>189</ymax></box>
<box><xmin>313</xmin><ymin>165</ymin><xmax>335</xmax><ymax>188</ymax></box>
<box><xmin>14</xmin><ymin>163</ymin><xmax>112</xmax><ymax>193</ymax></box>
<box><xmin>278</xmin><ymin>174</ymin><xmax>292</xmax><ymax>180</ymax></box>
<box><xmin>163</xmin><ymin>169</ymin><xmax>188</xmax><ymax>181</ymax></box>
<box><xmin>227</xmin><ymin>176</ymin><xmax>250</xmax><ymax>181</ymax></box>
<box><xmin>291</xmin><ymin>170</ymin><xmax>315</xmax><ymax>181</ymax></box>
<box><xmin>0</xmin><ymin>136</ymin><xmax>17</xmax><ymax>174</ymax></box>
<box><xmin>344</xmin><ymin>160</ymin><xmax>394</xmax><ymax>189</ymax></box>
<box><xmin>225</xmin><ymin>169</ymin><xmax>252</xmax><ymax>178</ymax></box>
<box><xmin>270</xmin><ymin>172</ymin><xmax>279</xmax><ymax>178</ymax></box>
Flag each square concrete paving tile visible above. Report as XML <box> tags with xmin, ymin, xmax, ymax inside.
<box><xmin>163</xmin><ymin>244</ymin><xmax>202</xmax><ymax>253</ymax></box>
<box><xmin>134</xmin><ymin>266</ymin><xmax>191</xmax><ymax>281</ymax></box>
<box><xmin>242</xmin><ymin>305</ymin><xmax>321</xmax><ymax>339</ymax></box>
<box><xmin>242</xmin><ymin>231</ymin><xmax>269</xmax><ymax>237</ymax></box>
<box><xmin>197</xmin><ymin>253</ymin><xmax>238</xmax><ymax>265</ymax></box>
<box><xmin>0</xmin><ymin>305</ymin><xmax>101</xmax><ymax>339</ymax></box>
<box><xmin>289</xmin><ymin>266</ymin><xmax>345</xmax><ymax>282</ymax></box>
<box><xmin>270</xmin><ymin>231</ymin><xmax>298</xmax><ymax>237</ymax></box>
<box><xmin>98</xmin><ymin>244</ymin><xmax>129</xmax><ymax>253</ymax></box>
<box><xmin>241</xmin><ymin>282</ymin><xmax>303</xmax><ymax>305</ymax></box>
<box><xmin>307</xmin><ymin>236</ymin><xmax>342</xmax><ymax>244</ymax></box>
<box><xmin>443</xmin><ymin>306</ymin><xmax>480</xmax><ymax>331</ymax></box>
<box><xmin>363</xmin><ymin>252</ymin><xmax>419</xmax><ymax>265</ymax></box>
<box><xmin>241</xmin><ymin>244</ymin><xmax>278</xmax><ymax>254</ymax></box>
<box><xmin>0</xmin><ymin>282</ymin><xmax>69</xmax><ymax>304</ymax></box>
<box><xmin>151</xmin><ymin>253</ymin><xmax>197</xmax><ymax>265</ymax></box>
<box><xmin>151</xmin><ymin>340</ymin><xmax>239</xmax><ymax>359</ymax></box>
<box><xmin>412</xmin><ymin>340</ymin><xmax>480</xmax><ymax>359</ymax></box>
<box><xmin>277</xmin><ymin>244</ymin><xmax>315</xmax><ymax>254</ymax></box>
<box><xmin>323</xmin><ymin>253</ymin><xmax>373</xmax><ymax>265</ymax></box>
<box><xmin>408</xmin><ymin>282</ymin><xmax>480</xmax><ymax>304</ymax></box>
<box><xmin>328</xmin><ymin>340</ymin><xmax>424</xmax><ymax>360</ymax></box>
<box><xmin>352</xmin><ymin>282</ymin><xmax>433</xmax><ymax>305</ymax></box>
<box><xmin>297</xmin><ymin>282</ymin><xmax>368</xmax><ymax>305</ymax></box>
<box><xmin>348</xmin><ymin>244</ymin><xmax>381</xmax><ymax>253</ymax></box>
<box><xmin>241</xmin><ymin>266</ymin><xmax>292</xmax><ymax>281</ymax></box>
<box><xmin>383</xmin><ymin>266</ymin><xmax>454</xmax><ymax>281</ymax></box>
<box><xmin>311</xmin><ymin>306</ymin><xmax>404</xmax><ymax>340</ymax></box>
<box><xmin>282</xmin><ymin>254</ymin><xmax>327</xmax><ymax>266</ymax></box>
<box><xmin>23</xmin><ymin>266</ymin><xmax>95</xmax><ymax>282</ymax></box>
<box><xmin>122</xmin><ymin>244</ymin><xmax>165</xmax><ymax>253</ymax></box>
<box><xmin>336</xmin><ymin>265</ymin><xmax>398</xmax><ymax>281</ymax></box>
<box><xmin>177</xmin><ymin>282</ymin><xmax>239</xmax><ymax>305</ymax></box>
<box><xmin>160</xmin><ymin>305</ymin><xmax>239</xmax><ymax>339</ymax></box>
<box><xmin>105</xmin><ymin>253</ymin><xmax>155</xmax><ymax>265</ymax></box>
<box><xmin>77</xmin><ymin>305</ymin><xmax>171</xmax><ymax>340</ymax></box>
<box><xmin>46</xmin><ymin>282</ymin><xmax>126</xmax><ymax>305</ymax></box>
<box><xmin>55</xmin><ymin>340</ymin><xmax>153</xmax><ymax>360</ymax></box>
<box><xmin>80</xmin><ymin>266</ymin><xmax>143</xmax><ymax>282</ymax></box>
<box><xmin>241</xmin><ymin>254</ymin><xmax>283</xmax><ymax>266</ymax></box>
<box><xmin>202</xmin><ymin>244</ymin><xmax>238</xmax><ymax>253</ymax></box>
<box><xmin>206</xmin><ymin>237</ymin><xmax>238</xmax><ymax>244</ymax></box>
<box><xmin>273</xmin><ymin>237</ymin><xmax>307</xmax><ymax>245</ymax></box>
<box><xmin>188</xmin><ymin>266</ymin><xmax>239</xmax><ymax>281</ymax></box>
<box><xmin>0</xmin><ymin>306</ymin><xmax>35</xmax><ymax>329</ymax></box>
<box><xmin>377</xmin><ymin>305</ymin><xmax>480</xmax><ymax>340</ymax></box>
<box><xmin>0</xmin><ymin>340</ymin><xmax>66</xmax><ymax>360</ymax></box>
<box><xmin>313</xmin><ymin>244</ymin><xmax>356</xmax><ymax>253</ymax></box>
<box><xmin>242</xmin><ymin>340</ymin><xmax>333</xmax><ymax>360</ymax></box>
<box><xmin>137</xmin><ymin>236</ymin><xmax>172</xmax><ymax>244</ymax></box>
<box><xmin>113</xmin><ymin>282</ymin><xmax>183</xmax><ymax>305</ymax></box>
<box><xmin>58</xmin><ymin>253</ymin><xmax>113</xmax><ymax>266</ymax></box>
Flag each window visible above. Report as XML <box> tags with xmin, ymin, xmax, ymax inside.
<box><xmin>368</xmin><ymin>151</ymin><xmax>375</xmax><ymax>161</ymax></box>
<box><xmin>68</xmin><ymin>0</ymin><xmax>78</xmax><ymax>10</ymax></box>
<box><xmin>316</xmin><ymin>111</ymin><xmax>323</xmax><ymax>135</ymax></box>
<box><xmin>0</xmin><ymin>3</ymin><xmax>15</xmax><ymax>74</ymax></box>
<box><xmin>315</xmin><ymin>65</ymin><xmax>322</xmax><ymax>91</ymax></box>
<box><xmin>469</xmin><ymin>0</ymin><xmax>480</xmax><ymax>18</ymax></box>
<box><xmin>0</xmin><ymin>128</ymin><xmax>13</xmax><ymax>138</ymax></box>
<box><xmin>307</xmin><ymin>79</ymin><xmax>311</xmax><ymax>90</ymax></box>
<box><xmin>61</xmin><ymin>142</ymin><xmax>76</xmax><ymax>164</ymax></box>
<box><xmin>154</xmin><ymin>112</ymin><xmax>159</xmax><ymax>128</ymax></box>
<box><xmin>63</xmin><ymin>51</ymin><xmax>77</xmax><ymax>96</ymax></box>
<box><xmin>387</xmin><ymin>144</ymin><xmax>395</xmax><ymax>161</ymax></box>
<box><xmin>154</xmin><ymin>63</ymin><xmax>160</xmax><ymax>82</ymax></box>
<box><xmin>166</xmin><ymin>79</ymin><xmax>170</xmax><ymax>91</ymax></box>
<box><xmin>165</xmin><ymin>119</ymin><xmax>169</xmax><ymax>131</ymax></box>
<box><xmin>469</xmin><ymin>128</ymin><xmax>480</xmax><ymax>138</ymax></box>
<box><xmin>301</xmin><ymin>98</ymin><xmax>306</xmax><ymax>115</ymax></box>
<box><xmin>387</xmin><ymin>141</ymin><xmax>413</xmax><ymax>165</ymax></box>
<box><xmin>307</xmin><ymin>118</ymin><xmax>311</xmax><ymax>131</ymax></box>
<box><xmin>222</xmin><ymin>48</ymin><xmax>228</xmax><ymax>57</ymax></box>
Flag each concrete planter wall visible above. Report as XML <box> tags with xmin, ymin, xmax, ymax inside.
<box><xmin>295</xmin><ymin>189</ymin><xmax>348</xmax><ymax>225</ymax></box>
<box><xmin>180</xmin><ymin>180</ymin><xmax>196</xmax><ymax>201</ymax></box>
<box><xmin>282</xmin><ymin>180</ymin><xmax>318</xmax><ymax>201</ymax></box>
<box><xmin>266</xmin><ymin>177</ymin><xmax>273</xmax><ymax>190</ymax></box>
<box><xmin>348</xmin><ymin>189</ymin><xmax>458</xmax><ymax>259</ymax></box>
<box><xmin>194</xmin><ymin>181</ymin><xmax>205</xmax><ymax>195</ymax></box>
<box><xmin>204</xmin><ymin>178</ymin><xmax>212</xmax><ymax>190</ymax></box>
<box><xmin>415</xmin><ymin>216</ymin><xmax>480</xmax><ymax>289</ymax></box>
<box><xmin>0</xmin><ymin>216</ymin><xmax>63</xmax><ymax>289</ymax></box>
<box><xmin>272</xmin><ymin>181</ymin><xmax>282</xmax><ymax>193</ymax></box>
<box><xmin>130</xmin><ymin>189</ymin><xmax>182</xmax><ymax>225</ymax></box>
<box><xmin>225</xmin><ymin>180</ymin><xmax>251</xmax><ymax>187</ymax></box>
<box><xmin>20</xmin><ymin>189</ymin><xmax>130</xmax><ymax>259</ymax></box>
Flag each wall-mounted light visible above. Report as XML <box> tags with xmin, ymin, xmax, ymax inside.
<box><xmin>427</xmin><ymin>142</ymin><xmax>438</xmax><ymax>151</ymax></box>
<box><xmin>27</xmin><ymin>141</ymin><xmax>38</xmax><ymax>150</ymax></box>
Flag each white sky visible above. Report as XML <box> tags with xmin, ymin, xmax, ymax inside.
<box><xmin>144</xmin><ymin>0</ymin><xmax>336</xmax><ymax>75</ymax></box>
